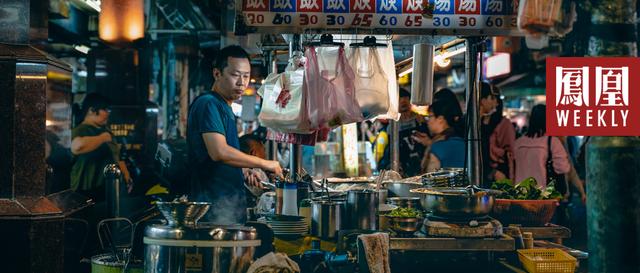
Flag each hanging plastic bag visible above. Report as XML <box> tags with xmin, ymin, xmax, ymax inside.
<box><xmin>517</xmin><ymin>0</ymin><xmax>563</xmax><ymax>35</ymax></box>
<box><xmin>305</xmin><ymin>46</ymin><xmax>363</xmax><ymax>129</ymax></box>
<box><xmin>266</xmin><ymin>127</ymin><xmax>330</xmax><ymax>146</ymax></box>
<box><xmin>341</xmin><ymin>35</ymin><xmax>399</xmax><ymax>120</ymax></box>
<box><xmin>349</xmin><ymin>47</ymin><xmax>389</xmax><ymax>120</ymax></box>
<box><xmin>258</xmin><ymin>52</ymin><xmax>311</xmax><ymax>134</ymax></box>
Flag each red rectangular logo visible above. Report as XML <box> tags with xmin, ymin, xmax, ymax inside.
<box><xmin>243</xmin><ymin>0</ymin><xmax>269</xmax><ymax>11</ymax></box>
<box><xmin>455</xmin><ymin>0</ymin><xmax>480</xmax><ymax>14</ymax></box>
<box><xmin>403</xmin><ymin>0</ymin><xmax>424</xmax><ymax>13</ymax></box>
<box><xmin>350</xmin><ymin>0</ymin><xmax>375</xmax><ymax>13</ymax></box>
<box><xmin>546</xmin><ymin>57</ymin><xmax>640</xmax><ymax>136</ymax></box>
<box><xmin>297</xmin><ymin>0</ymin><xmax>322</xmax><ymax>12</ymax></box>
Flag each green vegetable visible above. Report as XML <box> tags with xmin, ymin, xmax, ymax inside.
<box><xmin>386</xmin><ymin>207</ymin><xmax>423</xmax><ymax>218</ymax></box>
<box><xmin>490</xmin><ymin>177</ymin><xmax>561</xmax><ymax>200</ymax></box>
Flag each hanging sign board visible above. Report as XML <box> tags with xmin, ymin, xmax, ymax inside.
<box><xmin>238</xmin><ymin>0</ymin><xmax>524</xmax><ymax>36</ymax></box>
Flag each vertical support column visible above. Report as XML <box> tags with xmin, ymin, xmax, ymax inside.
<box><xmin>289</xmin><ymin>35</ymin><xmax>303</xmax><ymax>181</ymax></box>
<box><xmin>587</xmin><ymin>1</ymin><xmax>639</xmax><ymax>272</ymax></box>
<box><xmin>465</xmin><ymin>38</ymin><xmax>482</xmax><ymax>186</ymax></box>
<box><xmin>264</xmin><ymin>49</ymin><xmax>279</xmax><ymax>161</ymax></box>
<box><xmin>389</xmin><ymin>120</ymin><xmax>400</xmax><ymax>172</ymax></box>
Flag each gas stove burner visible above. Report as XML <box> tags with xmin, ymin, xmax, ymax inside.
<box><xmin>426</xmin><ymin>214</ymin><xmax>491</xmax><ymax>223</ymax></box>
<box><xmin>421</xmin><ymin>217</ymin><xmax>503</xmax><ymax>238</ymax></box>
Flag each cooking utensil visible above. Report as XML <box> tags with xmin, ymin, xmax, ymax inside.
<box><xmin>410</xmin><ymin>187</ymin><xmax>501</xmax><ymax>218</ymax></box>
<box><xmin>311</xmin><ymin>200</ymin><xmax>346</xmax><ymax>239</ymax></box>
<box><xmin>144</xmin><ymin>224</ymin><xmax>259</xmax><ymax>273</ymax></box>
<box><xmin>156</xmin><ymin>201</ymin><xmax>210</xmax><ymax>227</ymax></box>
<box><xmin>387</xmin><ymin>216</ymin><xmax>424</xmax><ymax>234</ymax></box>
<box><xmin>386</xmin><ymin>197</ymin><xmax>422</xmax><ymax>210</ymax></box>
<box><xmin>422</xmin><ymin>170</ymin><xmax>467</xmax><ymax>188</ymax></box>
<box><xmin>383</xmin><ymin>181</ymin><xmax>423</xmax><ymax>197</ymax></box>
<box><xmin>346</xmin><ymin>189</ymin><xmax>379</xmax><ymax>230</ymax></box>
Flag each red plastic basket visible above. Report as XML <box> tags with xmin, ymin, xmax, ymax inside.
<box><xmin>491</xmin><ymin>199</ymin><xmax>559</xmax><ymax>226</ymax></box>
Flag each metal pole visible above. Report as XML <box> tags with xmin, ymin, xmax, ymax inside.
<box><xmin>389</xmin><ymin>120</ymin><xmax>400</xmax><ymax>172</ymax></box>
<box><xmin>103</xmin><ymin>164</ymin><xmax>122</xmax><ymax>218</ymax></box>
<box><xmin>465</xmin><ymin>38</ymin><xmax>482</xmax><ymax>186</ymax></box>
<box><xmin>289</xmin><ymin>34</ymin><xmax>303</xmax><ymax>181</ymax></box>
<box><xmin>264</xmin><ymin>50</ymin><xmax>279</xmax><ymax>161</ymax></box>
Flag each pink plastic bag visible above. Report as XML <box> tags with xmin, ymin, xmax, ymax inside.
<box><xmin>266</xmin><ymin>127</ymin><xmax>330</xmax><ymax>146</ymax></box>
<box><xmin>305</xmin><ymin>46</ymin><xmax>363</xmax><ymax>130</ymax></box>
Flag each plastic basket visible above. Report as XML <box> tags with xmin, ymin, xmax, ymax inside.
<box><xmin>517</xmin><ymin>249</ymin><xmax>577</xmax><ymax>273</ymax></box>
<box><xmin>491</xmin><ymin>199</ymin><xmax>559</xmax><ymax>226</ymax></box>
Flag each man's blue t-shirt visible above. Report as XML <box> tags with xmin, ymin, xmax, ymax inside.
<box><xmin>187</xmin><ymin>91</ymin><xmax>245</xmax><ymax>224</ymax></box>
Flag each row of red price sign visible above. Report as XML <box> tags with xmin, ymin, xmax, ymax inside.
<box><xmin>239</xmin><ymin>0</ymin><xmax>522</xmax><ymax>35</ymax></box>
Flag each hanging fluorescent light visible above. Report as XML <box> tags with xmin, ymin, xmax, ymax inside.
<box><xmin>74</xmin><ymin>45</ymin><xmax>91</xmax><ymax>54</ymax></box>
<box><xmin>433</xmin><ymin>47</ymin><xmax>466</xmax><ymax>65</ymax></box>
<box><xmin>398</xmin><ymin>46</ymin><xmax>467</xmax><ymax>76</ymax></box>
<box><xmin>83</xmin><ymin>0</ymin><xmax>101</xmax><ymax>12</ymax></box>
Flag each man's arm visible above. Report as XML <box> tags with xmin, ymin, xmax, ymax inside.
<box><xmin>203</xmin><ymin>132</ymin><xmax>281</xmax><ymax>174</ymax></box>
<box><xmin>71</xmin><ymin>132</ymin><xmax>111</xmax><ymax>155</ymax></box>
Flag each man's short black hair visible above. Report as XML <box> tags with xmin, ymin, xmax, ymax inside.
<box><xmin>399</xmin><ymin>87</ymin><xmax>411</xmax><ymax>98</ymax></box>
<box><xmin>239</xmin><ymin>134</ymin><xmax>262</xmax><ymax>155</ymax></box>
<box><xmin>213</xmin><ymin>45</ymin><xmax>250</xmax><ymax>71</ymax></box>
<box><xmin>81</xmin><ymin>93</ymin><xmax>110</xmax><ymax>115</ymax></box>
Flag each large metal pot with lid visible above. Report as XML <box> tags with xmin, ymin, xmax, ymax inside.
<box><xmin>346</xmin><ymin>189</ymin><xmax>379</xmax><ymax>230</ymax></box>
<box><xmin>144</xmin><ymin>201</ymin><xmax>260</xmax><ymax>273</ymax></box>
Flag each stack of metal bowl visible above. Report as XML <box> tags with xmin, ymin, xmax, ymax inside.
<box><xmin>422</xmin><ymin>169</ymin><xmax>469</xmax><ymax>188</ymax></box>
<box><xmin>155</xmin><ymin>201</ymin><xmax>211</xmax><ymax>227</ymax></box>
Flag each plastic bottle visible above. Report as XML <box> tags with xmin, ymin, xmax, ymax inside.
<box><xmin>282</xmin><ymin>182</ymin><xmax>298</xmax><ymax>216</ymax></box>
<box><xmin>275</xmin><ymin>180</ymin><xmax>284</xmax><ymax>214</ymax></box>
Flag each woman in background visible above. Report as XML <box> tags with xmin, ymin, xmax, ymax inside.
<box><xmin>413</xmin><ymin>88</ymin><xmax>465</xmax><ymax>172</ymax></box>
<box><xmin>513</xmin><ymin>104</ymin><xmax>570</xmax><ymax>187</ymax></box>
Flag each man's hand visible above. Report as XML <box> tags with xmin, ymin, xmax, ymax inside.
<box><xmin>100</xmin><ymin>132</ymin><xmax>113</xmax><ymax>143</ymax></box>
<box><xmin>263</xmin><ymin>160</ymin><xmax>283</xmax><ymax>180</ymax></box>
<box><xmin>243</xmin><ymin>168</ymin><xmax>262</xmax><ymax>188</ymax></box>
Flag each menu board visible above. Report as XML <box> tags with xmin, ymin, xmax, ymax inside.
<box><xmin>239</xmin><ymin>0</ymin><xmax>524</xmax><ymax>36</ymax></box>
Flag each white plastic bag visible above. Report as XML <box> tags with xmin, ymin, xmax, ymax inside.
<box><xmin>258</xmin><ymin>52</ymin><xmax>311</xmax><ymax>133</ymax></box>
<box><xmin>350</xmin><ymin>47</ymin><xmax>390</xmax><ymax>119</ymax></box>
<box><xmin>341</xmin><ymin>35</ymin><xmax>399</xmax><ymax>120</ymax></box>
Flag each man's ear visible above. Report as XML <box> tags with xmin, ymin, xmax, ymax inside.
<box><xmin>213</xmin><ymin>68</ymin><xmax>222</xmax><ymax>80</ymax></box>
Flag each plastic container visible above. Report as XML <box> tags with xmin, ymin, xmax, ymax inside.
<box><xmin>522</xmin><ymin>232</ymin><xmax>534</xmax><ymax>249</ymax></box>
<box><xmin>282</xmin><ymin>182</ymin><xmax>298</xmax><ymax>216</ymax></box>
<box><xmin>517</xmin><ymin>249</ymin><xmax>577</xmax><ymax>273</ymax></box>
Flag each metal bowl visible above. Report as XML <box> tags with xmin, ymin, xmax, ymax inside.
<box><xmin>383</xmin><ymin>181</ymin><xmax>423</xmax><ymax>197</ymax></box>
<box><xmin>156</xmin><ymin>201</ymin><xmax>211</xmax><ymax>227</ymax></box>
<box><xmin>387</xmin><ymin>216</ymin><xmax>424</xmax><ymax>234</ymax></box>
<box><xmin>386</xmin><ymin>197</ymin><xmax>423</xmax><ymax>210</ymax></box>
<box><xmin>422</xmin><ymin>170</ymin><xmax>468</xmax><ymax>188</ymax></box>
<box><xmin>410</xmin><ymin>187</ymin><xmax>500</xmax><ymax>219</ymax></box>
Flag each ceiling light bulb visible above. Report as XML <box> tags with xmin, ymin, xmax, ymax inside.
<box><xmin>436</xmin><ymin>58</ymin><xmax>451</xmax><ymax>68</ymax></box>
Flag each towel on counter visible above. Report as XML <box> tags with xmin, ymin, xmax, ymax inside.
<box><xmin>358</xmin><ymin>232</ymin><xmax>391</xmax><ymax>273</ymax></box>
<box><xmin>247</xmin><ymin>252</ymin><xmax>300</xmax><ymax>273</ymax></box>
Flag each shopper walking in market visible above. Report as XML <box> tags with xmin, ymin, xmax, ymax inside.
<box><xmin>480</xmin><ymin>82</ymin><xmax>516</xmax><ymax>187</ymax></box>
<box><xmin>187</xmin><ymin>45</ymin><xmax>282</xmax><ymax>224</ymax></box>
<box><xmin>513</xmin><ymin>104</ymin><xmax>570</xmax><ymax>187</ymax></box>
<box><xmin>394</xmin><ymin>88</ymin><xmax>429</xmax><ymax>177</ymax></box>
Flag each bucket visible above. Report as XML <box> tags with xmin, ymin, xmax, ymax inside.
<box><xmin>91</xmin><ymin>253</ymin><xmax>143</xmax><ymax>273</ymax></box>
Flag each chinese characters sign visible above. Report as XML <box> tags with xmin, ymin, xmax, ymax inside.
<box><xmin>240</xmin><ymin>0</ymin><xmax>521</xmax><ymax>35</ymax></box>
<box><xmin>547</xmin><ymin>58</ymin><xmax>639</xmax><ymax>136</ymax></box>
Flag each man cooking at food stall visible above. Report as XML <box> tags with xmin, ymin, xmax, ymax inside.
<box><xmin>187</xmin><ymin>45</ymin><xmax>283</xmax><ymax>224</ymax></box>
